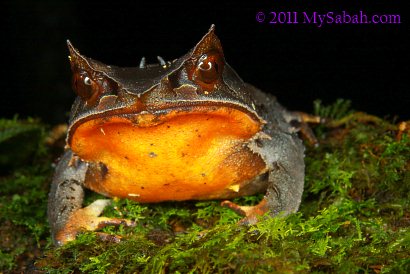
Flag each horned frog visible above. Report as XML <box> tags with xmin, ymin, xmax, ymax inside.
<box><xmin>48</xmin><ymin>25</ymin><xmax>318</xmax><ymax>245</ymax></box>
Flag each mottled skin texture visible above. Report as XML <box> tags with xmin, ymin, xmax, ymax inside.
<box><xmin>48</xmin><ymin>25</ymin><xmax>309</xmax><ymax>246</ymax></box>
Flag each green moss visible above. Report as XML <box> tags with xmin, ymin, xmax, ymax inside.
<box><xmin>0</xmin><ymin>118</ymin><xmax>51</xmax><ymax>271</ymax></box>
<box><xmin>1</xmin><ymin>100</ymin><xmax>409</xmax><ymax>273</ymax></box>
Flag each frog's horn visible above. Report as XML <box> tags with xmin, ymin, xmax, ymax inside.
<box><xmin>191</xmin><ymin>24</ymin><xmax>224</xmax><ymax>59</ymax></box>
<box><xmin>66</xmin><ymin>40</ymin><xmax>95</xmax><ymax>72</ymax></box>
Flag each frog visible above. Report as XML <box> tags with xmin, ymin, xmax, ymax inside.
<box><xmin>48</xmin><ymin>25</ymin><xmax>319</xmax><ymax>246</ymax></box>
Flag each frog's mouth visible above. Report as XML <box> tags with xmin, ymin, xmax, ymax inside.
<box><xmin>68</xmin><ymin>105</ymin><xmax>267</xmax><ymax>202</ymax></box>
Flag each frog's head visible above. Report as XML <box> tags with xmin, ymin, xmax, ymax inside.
<box><xmin>66</xmin><ymin>26</ymin><xmax>266</xmax><ymax>180</ymax></box>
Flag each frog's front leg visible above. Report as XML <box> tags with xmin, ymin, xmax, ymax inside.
<box><xmin>48</xmin><ymin>150</ymin><xmax>134</xmax><ymax>246</ymax></box>
<box><xmin>222</xmin><ymin>131</ymin><xmax>305</xmax><ymax>224</ymax></box>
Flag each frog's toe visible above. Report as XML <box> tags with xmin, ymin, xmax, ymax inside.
<box><xmin>221</xmin><ymin>199</ymin><xmax>268</xmax><ymax>225</ymax></box>
<box><xmin>285</xmin><ymin>111</ymin><xmax>322</xmax><ymax>146</ymax></box>
<box><xmin>55</xmin><ymin>199</ymin><xmax>135</xmax><ymax>246</ymax></box>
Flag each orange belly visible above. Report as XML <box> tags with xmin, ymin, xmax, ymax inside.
<box><xmin>70</xmin><ymin>107</ymin><xmax>267</xmax><ymax>202</ymax></box>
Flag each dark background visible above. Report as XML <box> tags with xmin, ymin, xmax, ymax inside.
<box><xmin>3</xmin><ymin>0</ymin><xmax>409</xmax><ymax>124</ymax></box>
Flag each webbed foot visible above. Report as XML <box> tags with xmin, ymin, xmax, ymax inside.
<box><xmin>55</xmin><ymin>199</ymin><xmax>135</xmax><ymax>246</ymax></box>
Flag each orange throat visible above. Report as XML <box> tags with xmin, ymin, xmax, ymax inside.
<box><xmin>69</xmin><ymin>106</ymin><xmax>267</xmax><ymax>202</ymax></box>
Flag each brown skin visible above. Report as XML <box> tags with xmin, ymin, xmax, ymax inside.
<box><xmin>48</xmin><ymin>25</ymin><xmax>314</xmax><ymax>246</ymax></box>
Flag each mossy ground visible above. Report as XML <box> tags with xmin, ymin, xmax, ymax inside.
<box><xmin>0</xmin><ymin>100</ymin><xmax>409</xmax><ymax>273</ymax></box>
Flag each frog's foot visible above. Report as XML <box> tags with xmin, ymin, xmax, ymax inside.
<box><xmin>221</xmin><ymin>199</ymin><xmax>268</xmax><ymax>225</ymax></box>
<box><xmin>55</xmin><ymin>199</ymin><xmax>135</xmax><ymax>246</ymax></box>
<box><xmin>292</xmin><ymin>111</ymin><xmax>323</xmax><ymax>124</ymax></box>
<box><xmin>286</xmin><ymin>111</ymin><xmax>323</xmax><ymax>146</ymax></box>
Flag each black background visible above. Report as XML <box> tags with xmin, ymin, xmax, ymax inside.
<box><xmin>3</xmin><ymin>0</ymin><xmax>409</xmax><ymax>124</ymax></box>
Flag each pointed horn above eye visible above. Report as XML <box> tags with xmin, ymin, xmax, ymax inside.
<box><xmin>67</xmin><ymin>40</ymin><xmax>84</xmax><ymax>61</ymax></box>
<box><xmin>66</xmin><ymin>39</ymin><xmax>94</xmax><ymax>71</ymax></box>
<box><xmin>66</xmin><ymin>40</ymin><xmax>111</xmax><ymax>74</ymax></box>
<box><xmin>191</xmin><ymin>24</ymin><xmax>224</xmax><ymax>58</ymax></box>
<box><xmin>66</xmin><ymin>40</ymin><xmax>76</xmax><ymax>54</ymax></box>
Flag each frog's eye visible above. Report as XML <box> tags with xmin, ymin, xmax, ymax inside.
<box><xmin>72</xmin><ymin>71</ymin><xmax>103</xmax><ymax>105</ymax></box>
<box><xmin>83</xmin><ymin>76</ymin><xmax>92</xmax><ymax>86</ymax></box>
<box><xmin>192</xmin><ymin>51</ymin><xmax>224</xmax><ymax>91</ymax></box>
